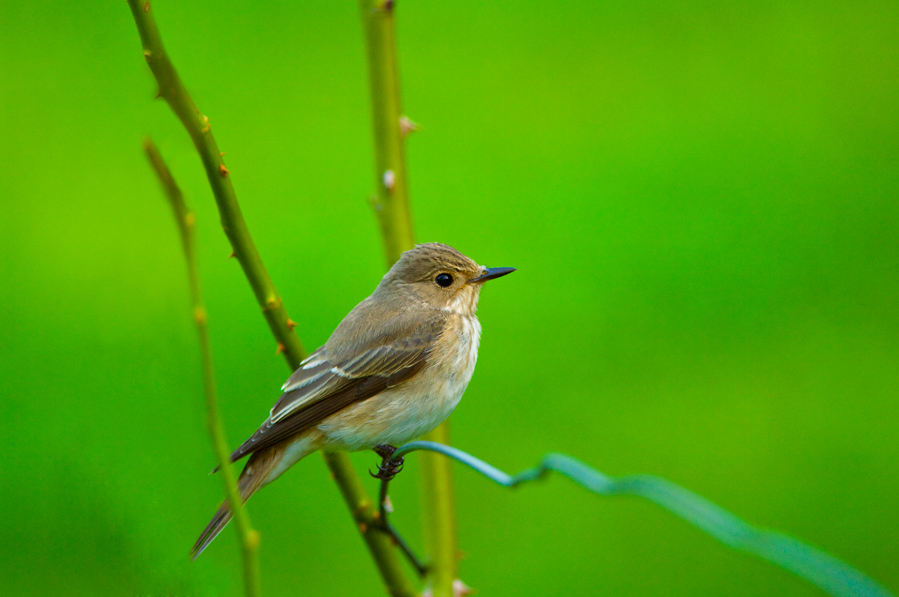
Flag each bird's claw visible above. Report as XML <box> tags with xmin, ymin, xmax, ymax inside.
<box><xmin>371</xmin><ymin>444</ymin><xmax>404</xmax><ymax>481</ymax></box>
<box><xmin>369</xmin><ymin>457</ymin><xmax>404</xmax><ymax>481</ymax></box>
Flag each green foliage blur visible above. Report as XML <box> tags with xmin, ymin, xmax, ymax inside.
<box><xmin>1</xmin><ymin>1</ymin><xmax>897</xmax><ymax>595</ymax></box>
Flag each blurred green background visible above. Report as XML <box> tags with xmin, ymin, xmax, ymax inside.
<box><xmin>1</xmin><ymin>0</ymin><xmax>897</xmax><ymax>595</ymax></box>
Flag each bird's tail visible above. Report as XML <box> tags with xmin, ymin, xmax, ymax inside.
<box><xmin>190</xmin><ymin>447</ymin><xmax>283</xmax><ymax>560</ymax></box>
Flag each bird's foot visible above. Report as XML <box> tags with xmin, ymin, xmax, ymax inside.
<box><xmin>370</xmin><ymin>444</ymin><xmax>404</xmax><ymax>481</ymax></box>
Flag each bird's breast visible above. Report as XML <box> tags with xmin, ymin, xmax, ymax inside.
<box><xmin>392</xmin><ymin>312</ymin><xmax>481</xmax><ymax>433</ymax></box>
<box><xmin>438</xmin><ymin>313</ymin><xmax>481</xmax><ymax>397</ymax></box>
<box><xmin>316</xmin><ymin>314</ymin><xmax>482</xmax><ymax>451</ymax></box>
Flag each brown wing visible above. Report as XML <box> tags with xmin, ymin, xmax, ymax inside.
<box><xmin>227</xmin><ymin>309</ymin><xmax>446</xmax><ymax>463</ymax></box>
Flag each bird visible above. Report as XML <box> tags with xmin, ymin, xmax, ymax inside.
<box><xmin>191</xmin><ymin>242</ymin><xmax>515</xmax><ymax>558</ymax></box>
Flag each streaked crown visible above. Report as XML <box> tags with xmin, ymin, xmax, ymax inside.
<box><xmin>389</xmin><ymin>243</ymin><xmax>478</xmax><ymax>282</ymax></box>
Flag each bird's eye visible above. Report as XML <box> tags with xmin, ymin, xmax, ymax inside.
<box><xmin>435</xmin><ymin>273</ymin><xmax>453</xmax><ymax>287</ymax></box>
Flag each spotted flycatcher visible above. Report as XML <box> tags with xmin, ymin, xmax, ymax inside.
<box><xmin>192</xmin><ymin>242</ymin><xmax>514</xmax><ymax>557</ymax></box>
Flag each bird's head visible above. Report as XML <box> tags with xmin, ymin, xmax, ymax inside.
<box><xmin>377</xmin><ymin>242</ymin><xmax>515</xmax><ymax>315</ymax></box>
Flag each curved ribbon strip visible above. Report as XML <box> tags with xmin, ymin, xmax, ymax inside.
<box><xmin>389</xmin><ymin>441</ymin><xmax>893</xmax><ymax>597</ymax></box>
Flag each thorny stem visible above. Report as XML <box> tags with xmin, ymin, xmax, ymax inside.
<box><xmin>144</xmin><ymin>139</ymin><xmax>261</xmax><ymax>597</ymax></box>
<box><xmin>358</xmin><ymin>1</ymin><xmax>459</xmax><ymax>594</ymax></box>
<box><xmin>127</xmin><ymin>0</ymin><xmax>304</xmax><ymax>365</ymax></box>
<box><xmin>128</xmin><ymin>3</ymin><xmax>416</xmax><ymax>597</ymax></box>
<box><xmin>358</xmin><ymin>0</ymin><xmax>415</xmax><ymax>262</ymax></box>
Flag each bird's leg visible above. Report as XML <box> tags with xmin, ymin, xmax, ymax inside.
<box><xmin>370</xmin><ymin>444</ymin><xmax>404</xmax><ymax>481</ymax></box>
<box><xmin>368</xmin><ymin>444</ymin><xmax>428</xmax><ymax>576</ymax></box>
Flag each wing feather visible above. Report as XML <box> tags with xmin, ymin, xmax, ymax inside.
<box><xmin>226</xmin><ymin>310</ymin><xmax>447</xmax><ymax>463</ymax></box>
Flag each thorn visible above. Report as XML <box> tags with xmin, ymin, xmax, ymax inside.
<box><xmin>275</xmin><ymin>342</ymin><xmax>285</xmax><ymax>356</ymax></box>
<box><xmin>228</xmin><ymin>251</ymin><xmax>236</xmax><ymax>259</ymax></box>
<box><xmin>143</xmin><ymin>50</ymin><xmax>151</xmax><ymax>61</ymax></box>
<box><xmin>382</xmin><ymin>0</ymin><xmax>395</xmax><ymax>12</ymax></box>
<box><xmin>382</xmin><ymin>169</ymin><xmax>396</xmax><ymax>192</ymax></box>
<box><xmin>219</xmin><ymin>164</ymin><xmax>229</xmax><ymax>177</ymax></box>
<box><xmin>201</xmin><ymin>115</ymin><xmax>211</xmax><ymax>133</ymax></box>
<box><xmin>193</xmin><ymin>306</ymin><xmax>207</xmax><ymax>325</ymax></box>
<box><xmin>220</xmin><ymin>152</ymin><xmax>226</xmax><ymax>156</ymax></box>
<box><xmin>399</xmin><ymin>115</ymin><xmax>419</xmax><ymax>136</ymax></box>
<box><xmin>453</xmin><ymin>579</ymin><xmax>475</xmax><ymax>597</ymax></box>
<box><xmin>286</xmin><ymin>318</ymin><xmax>298</xmax><ymax>331</ymax></box>
<box><xmin>247</xmin><ymin>530</ymin><xmax>260</xmax><ymax>549</ymax></box>
<box><xmin>358</xmin><ymin>523</ymin><xmax>368</xmax><ymax>534</ymax></box>
<box><xmin>154</xmin><ymin>89</ymin><xmax>162</xmax><ymax>100</ymax></box>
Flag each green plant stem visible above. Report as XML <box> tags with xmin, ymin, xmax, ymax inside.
<box><xmin>418</xmin><ymin>428</ymin><xmax>457</xmax><ymax>596</ymax></box>
<box><xmin>128</xmin><ymin>4</ymin><xmax>416</xmax><ymax>597</ymax></box>
<box><xmin>144</xmin><ymin>139</ymin><xmax>261</xmax><ymax>597</ymax></box>
<box><xmin>357</xmin><ymin>0</ymin><xmax>415</xmax><ymax>261</ymax></box>
<box><xmin>357</xmin><ymin>1</ymin><xmax>459</xmax><ymax>594</ymax></box>
<box><xmin>328</xmin><ymin>453</ymin><xmax>420</xmax><ymax>595</ymax></box>
<box><xmin>127</xmin><ymin>0</ymin><xmax>302</xmax><ymax>364</ymax></box>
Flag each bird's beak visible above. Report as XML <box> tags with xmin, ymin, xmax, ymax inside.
<box><xmin>468</xmin><ymin>267</ymin><xmax>516</xmax><ymax>284</ymax></box>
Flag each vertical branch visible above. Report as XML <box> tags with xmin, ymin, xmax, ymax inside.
<box><xmin>128</xmin><ymin>4</ymin><xmax>416</xmax><ymax>596</ymax></box>
<box><xmin>144</xmin><ymin>140</ymin><xmax>261</xmax><ymax>597</ymax></box>
<box><xmin>358</xmin><ymin>0</ymin><xmax>416</xmax><ymax>262</ymax></box>
<box><xmin>418</xmin><ymin>429</ymin><xmax>458</xmax><ymax>597</ymax></box>
<box><xmin>357</xmin><ymin>1</ymin><xmax>459</xmax><ymax>595</ymax></box>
